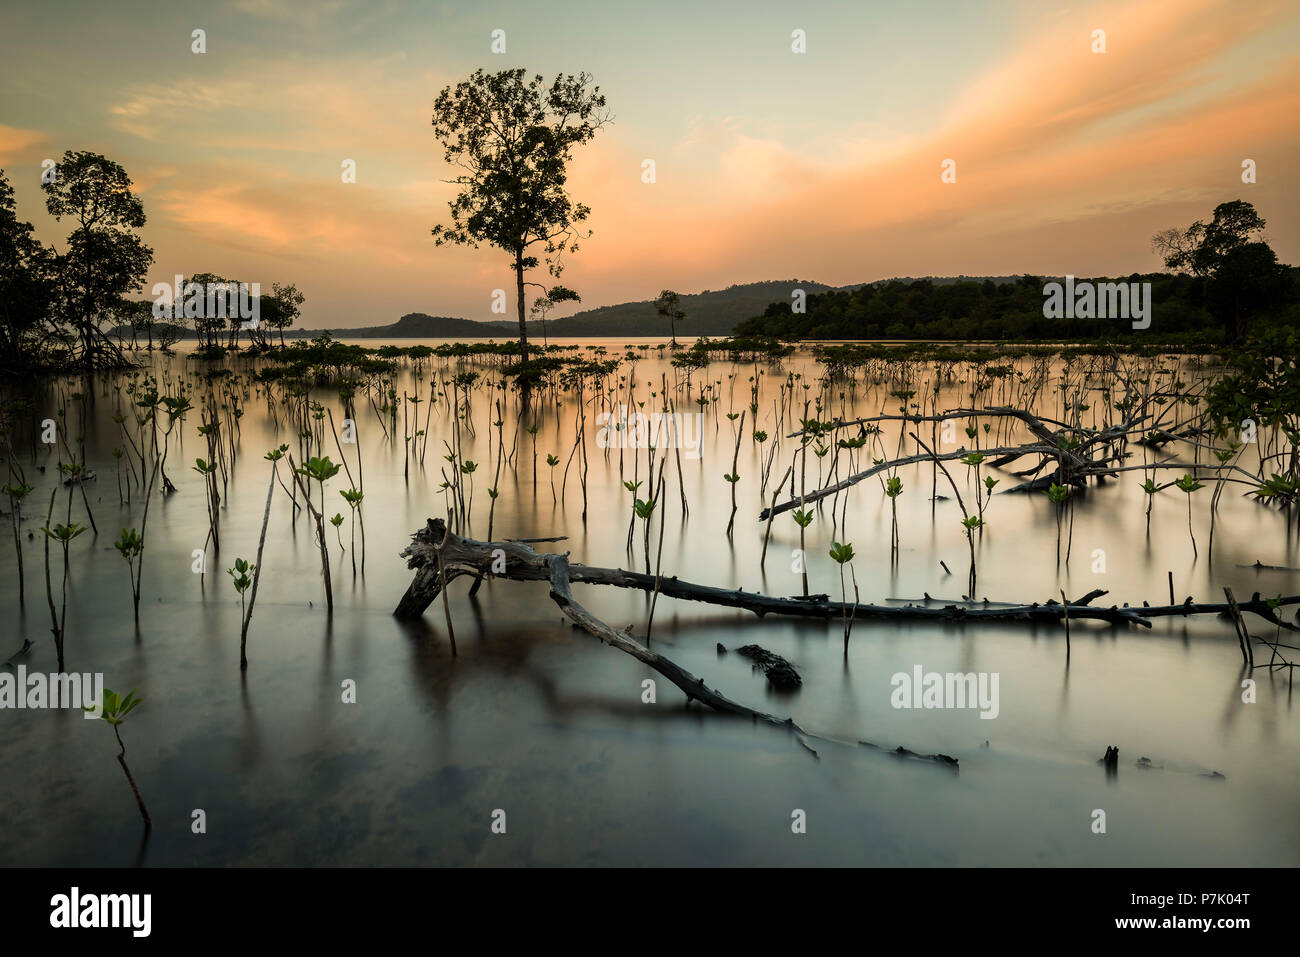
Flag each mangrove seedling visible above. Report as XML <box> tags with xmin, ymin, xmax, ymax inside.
<box><xmin>113</xmin><ymin>527</ymin><xmax>145</xmax><ymax>621</ymax></box>
<box><xmin>290</xmin><ymin>454</ymin><xmax>341</xmax><ymax>612</ymax></box>
<box><xmin>85</xmin><ymin>688</ymin><xmax>150</xmax><ymax>833</ymax></box>
<box><xmin>829</xmin><ymin>540</ymin><xmax>859</xmax><ymax>649</ymax></box>
<box><xmin>2</xmin><ymin>480</ymin><xmax>34</xmax><ymax>603</ymax></box>
<box><xmin>1045</xmin><ymin>482</ymin><xmax>1071</xmax><ymax>565</ymax></box>
<box><xmin>40</xmin><ymin>504</ymin><xmax>85</xmax><ymax>670</ymax></box>
<box><xmin>546</xmin><ymin>453</ymin><xmax>560</xmax><ymax>503</ymax></box>
<box><xmin>884</xmin><ymin>475</ymin><xmax>903</xmax><ymax>563</ymax></box>
<box><xmin>339</xmin><ymin>487</ymin><xmax>364</xmax><ymax>575</ymax></box>
<box><xmin>960</xmin><ymin>515</ymin><xmax>983</xmax><ymax>596</ymax></box>
<box><xmin>1174</xmin><ymin>474</ymin><xmax>1204</xmax><ymax>556</ymax></box>
<box><xmin>792</xmin><ymin>507</ymin><xmax>814</xmax><ymax>597</ymax></box>
<box><xmin>228</xmin><ymin>557</ymin><xmax>254</xmax><ymax>619</ymax></box>
<box><xmin>235</xmin><ymin>445</ymin><xmax>287</xmax><ymax>669</ymax></box>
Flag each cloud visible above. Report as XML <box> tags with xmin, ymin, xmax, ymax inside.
<box><xmin>0</xmin><ymin>124</ymin><xmax>48</xmax><ymax>164</ymax></box>
<box><xmin>34</xmin><ymin>0</ymin><xmax>1293</xmax><ymax>326</ymax></box>
<box><xmin>558</xmin><ymin>0</ymin><xmax>1300</xmax><ymax>295</ymax></box>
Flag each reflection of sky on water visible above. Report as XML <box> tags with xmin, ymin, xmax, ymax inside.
<box><xmin>0</xmin><ymin>344</ymin><xmax>1295</xmax><ymax>865</ymax></box>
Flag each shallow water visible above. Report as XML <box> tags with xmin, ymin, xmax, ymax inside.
<box><xmin>0</xmin><ymin>341</ymin><xmax>1296</xmax><ymax>866</ymax></box>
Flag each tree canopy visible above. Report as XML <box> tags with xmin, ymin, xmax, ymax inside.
<box><xmin>431</xmin><ymin>68</ymin><xmax>609</xmax><ymax>367</ymax></box>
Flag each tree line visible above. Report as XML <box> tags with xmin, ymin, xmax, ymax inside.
<box><xmin>0</xmin><ymin>151</ymin><xmax>304</xmax><ymax>373</ymax></box>
<box><xmin>735</xmin><ymin>201</ymin><xmax>1294</xmax><ymax>344</ymax></box>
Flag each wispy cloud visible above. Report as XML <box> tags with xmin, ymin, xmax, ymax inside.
<box><xmin>0</xmin><ymin>124</ymin><xmax>48</xmax><ymax>163</ymax></box>
<box><xmin>2</xmin><ymin>0</ymin><xmax>1295</xmax><ymax>325</ymax></box>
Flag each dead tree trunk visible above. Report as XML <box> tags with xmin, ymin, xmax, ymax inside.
<box><xmin>396</xmin><ymin>520</ymin><xmax>1299</xmax><ymax>632</ymax></box>
<box><xmin>395</xmin><ymin>519</ymin><xmax>961</xmax><ymax>768</ymax></box>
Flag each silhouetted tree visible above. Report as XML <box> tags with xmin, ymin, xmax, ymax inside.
<box><xmin>654</xmin><ymin>289</ymin><xmax>686</xmax><ymax>346</ymax></box>
<box><xmin>0</xmin><ymin>169</ymin><xmax>54</xmax><ymax>370</ymax></box>
<box><xmin>431</xmin><ymin>68</ymin><xmax>609</xmax><ymax>380</ymax></box>
<box><xmin>1153</xmin><ymin>200</ymin><xmax>1285</xmax><ymax>339</ymax></box>
<box><xmin>182</xmin><ymin>272</ymin><xmax>233</xmax><ymax>350</ymax></box>
<box><xmin>529</xmin><ymin>284</ymin><xmax>579</xmax><ymax>347</ymax></box>
<box><xmin>262</xmin><ymin>281</ymin><xmax>304</xmax><ymax>347</ymax></box>
<box><xmin>41</xmin><ymin>151</ymin><xmax>153</xmax><ymax>368</ymax></box>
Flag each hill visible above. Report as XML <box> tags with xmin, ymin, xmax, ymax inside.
<box><xmin>542</xmin><ymin>280</ymin><xmax>836</xmax><ymax>337</ymax></box>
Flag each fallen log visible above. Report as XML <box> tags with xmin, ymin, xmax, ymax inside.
<box><xmin>395</xmin><ymin>519</ymin><xmax>960</xmax><ymax>768</ymax></box>
<box><xmin>396</xmin><ymin>521</ymin><xmax>1300</xmax><ymax>635</ymax></box>
<box><xmin>394</xmin><ymin>520</ymin><xmax>1300</xmax><ymax>772</ymax></box>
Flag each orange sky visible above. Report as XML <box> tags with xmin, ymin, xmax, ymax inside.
<box><xmin>0</xmin><ymin>0</ymin><xmax>1296</xmax><ymax>327</ymax></box>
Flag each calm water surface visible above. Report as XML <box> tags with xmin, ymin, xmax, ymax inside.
<box><xmin>0</xmin><ymin>340</ymin><xmax>1296</xmax><ymax>866</ymax></box>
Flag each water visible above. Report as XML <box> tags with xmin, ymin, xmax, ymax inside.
<box><xmin>0</xmin><ymin>340</ymin><xmax>1296</xmax><ymax>866</ymax></box>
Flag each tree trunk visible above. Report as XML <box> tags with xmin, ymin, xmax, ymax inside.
<box><xmin>395</xmin><ymin>520</ymin><xmax>1300</xmax><ymax>632</ymax></box>
<box><xmin>514</xmin><ymin>251</ymin><xmax>532</xmax><ymax>408</ymax></box>
<box><xmin>514</xmin><ymin>251</ymin><xmax>530</xmax><ymax>365</ymax></box>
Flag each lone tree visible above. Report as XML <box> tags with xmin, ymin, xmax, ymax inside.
<box><xmin>41</xmin><ymin>151</ymin><xmax>153</xmax><ymax>368</ymax></box>
<box><xmin>530</xmin><ymin>283</ymin><xmax>580</xmax><ymax>347</ymax></box>
<box><xmin>654</xmin><ymin>289</ymin><xmax>686</xmax><ymax>346</ymax></box>
<box><xmin>1153</xmin><ymin>199</ymin><xmax>1287</xmax><ymax>340</ymax></box>
<box><xmin>431</xmin><ymin>68</ymin><xmax>609</xmax><ymax>374</ymax></box>
<box><xmin>262</xmin><ymin>281</ymin><xmax>305</xmax><ymax>347</ymax></box>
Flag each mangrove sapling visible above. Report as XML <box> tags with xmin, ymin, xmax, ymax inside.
<box><xmin>2</xmin><ymin>480</ymin><xmax>34</xmax><ymax>603</ymax></box>
<box><xmin>113</xmin><ymin>528</ymin><xmax>144</xmax><ymax>621</ymax></box>
<box><xmin>85</xmin><ymin>688</ymin><xmax>150</xmax><ymax>833</ymax></box>
<box><xmin>1141</xmin><ymin>478</ymin><xmax>1159</xmax><ymax>534</ymax></box>
<box><xmin>236</xmin><ymin>446</ymin><xmax>287</xmax><ymax>670</ymax></box>
<box><xmin>885</xmin><ymin>476</ymin><xmax>902</xmax><ymax>564</ymax></box>
<box><xmin>761</xmin><ymin>464</ymin><xmax>795</xmax><ymax>569</ymax></box>
<box><xmin>193</xmin><ymin>457</ymin><xmax>220</xmax><ymax>560</ymax></box>
<box><xmin>112</xmin><ymin>447</ymin><xmax>126</xmax><ymax>503</ymax></box>
<box><xmin>340</xmin><ymin>487</ymin><xmax>364</xmax><ymax>576</ymax></box>
<box><xmin>1206</xmin><ymin>443</ymin><xmax>1241</xmax><ymax>556</ymax></box>
<box><xmin>829</xmin><ymin>540</ymin><xmax>859</xmax><ymax>650</ymax></box>
<box><xmin>527</xmin><ymin>422</ymin><xmax>540</xmax><ymax>492</ymax></box>
<box><xmin>289</xmin><ymin>454</ymin><xmax>341</xmax><ymax>612</ymax></box>
<box><xmin>228</xmin><ymin>557</ymin><xmax>253</xmax><ymax>616</ymax></box>
<box><xmin>623</xmin><ymin>479</ymin><xmax>643</xmax><ymax>552</ymax></box>
<box><xmin>913</xmin><ymin>432</ymin><xmax>980</xmax><ymax>594</ymax></box>
<box><xmin>983</xmin><ymin>474</ymin><xmax>999</xmax><ymax>516</ymax></box>
<box><xmin>327</xmin><ymin>407</ymin><xmax>366</xmax><ymax>573</ymax></box>
<box><xmin>486</xmin><ymin>404</ymin><xmax>505</xmax><ymax>540</ymax></box>
<box><xmin>792</xmin><ymin>508</ymin><xmax>814</xmax><ymax>597</ymax></box>
<box><xmin>159</xmin><ymin>395</ymin><xmax>193</xmax><ymax>495</ymax></box>
<box><xmin>546</xmin><ymin>453</ymin><xmax>560</xmax><ymax>503</ymax></box>
<box><xmin>330</xmin><ymin>513</ymin><xmax>345</xmax><ymax>550</ymax></box>
<box><xmin>1046</xmin><ymin>482</ymin><xmax>1071</xmax><ymax>566</ymax></box>
<box><xmin>1174</xmin><ymin>474</ymin><xmax>1205</xmax><ymax>557</ymax></box>
<box><xmin>40</xmin><ymin>488</ymin><xmax>84</xmax><ymax>671</ymax></box>
<box><xmin>56</xmin><ymin>458</ymin><xmax>98</xmax><ymax>536</ymax></box>
<box><xmin>460</xmin><ymin>459</ymin><xmax>477</xmax><ymax>526</ymax></box>
<box><xmin>724</xmin><ymin>410</ymin><xmax>745</xmax><ymax>537</ymax></box>
<box><xmin>962</xmin><ymin>451</ymin><xmax>986</xmax><ymax>522</ymax></box>
<box><xmin>646</xmin><ymin>475</ymin><xmax>669</xmax><ymax>640</ymax></box>
<box><xmin>960</xmin><ymin>515</ymin><xmax>983</xmax><ymax>597</ymax></box>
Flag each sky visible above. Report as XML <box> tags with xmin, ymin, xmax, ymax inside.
<box><xmin>1</xmin><ymin>0</ymin><xmax>1297</xmax><ymax>328</ymax></box>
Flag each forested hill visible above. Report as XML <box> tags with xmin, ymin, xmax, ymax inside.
<box><xmin>734</xmin><ymin>272</ymin><xmax>1299</xmax><ymax>342</ymax></box>
<box><xmin>543</xmin><ymin>280</ymin><xmax>834</xmax><ymax>337</ymax></box>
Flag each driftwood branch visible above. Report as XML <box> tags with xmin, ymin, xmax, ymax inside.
<box><xmin>397</xmin><ymin>520</ymin><xmax>1300</xmax><ymax>634</ymax></box>
<box><xmin>395</xmin><ymin>519</ymin><xmax>960</xmax><ymax>768</ymax></box>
